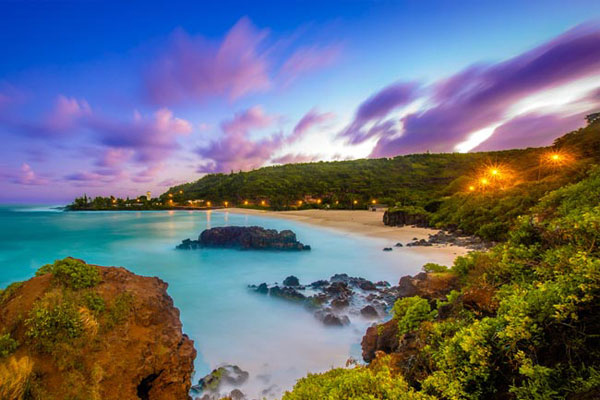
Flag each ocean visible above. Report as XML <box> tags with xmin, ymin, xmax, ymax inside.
<box><xmin>0</xmin><ymin>205</ymin><xmax>451</xmax><ymax>398</ymax></box>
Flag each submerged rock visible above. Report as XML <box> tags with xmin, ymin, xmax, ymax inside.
<box><xmin>360</xmin><ymin>305</ymin><xmax>379</xmax><ymax>318</ymax></box>
<box><xmin>177</xmin><ymin>226</ymin><xmax>311</xmax><ymax>251</ymax></box>
<box><xmin>195</xmin><ymin>365</ymin><xmax>250</xmax><ymax>395</ymax></box>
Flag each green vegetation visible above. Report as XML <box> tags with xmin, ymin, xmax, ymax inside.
<box><xmin>0</xmin><ymin>281</ymin><xmax>23</xmax><ymax>305</ymax></box>
<box><xmin>36</xmin><ymin>258</ymin><xmax>101</xmax><ymax>289</ymax></box>
<box><xmin>0</xmin><ymin>333</ymin><xmax>18</xmax><ymax>358</ymax></box>
<box><xmin>393</xmin><ymin>296</ymin><xmax>437</xmax><ymax>335</ymax></box>
<box><xmin>284</xmin><ymin>121</ymin><xmax>600</xmax><ymax>399</ymax></box>
<box><xmin>282</xmin><ymin>356</ymin><xmax>433</xmax><ymax>400</ymax></box>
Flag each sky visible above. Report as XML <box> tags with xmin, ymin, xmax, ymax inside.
<box><xmin>1</xmin><ymin>0</ymin><xmax>600</xmax><ymax>203</ymax></box>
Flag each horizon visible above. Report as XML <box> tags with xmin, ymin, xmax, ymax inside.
<box><xmin>1</xmin><ymin>1</ymin><xmax>600</xmax><ymax>203</ymax></box>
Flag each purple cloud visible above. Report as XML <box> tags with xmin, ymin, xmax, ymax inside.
<box><xmin>89</xmin><ymin>108</ymin><xmax>192</xmax><ymax>163</ymax></box>
<box><xmin>272</xmin><ymin>153</ymin><xmax>321</xmax><ymax>164</ymax></box>
<box><xmin>280</xmin><ymin>45</ymin><xmax>341</xmax><ymax>86</ymax></box>
<box><xmin>370</xmin><ymin>23</ymin><xmax>600</xmax><ymax>157</ymax></box>
<box><xmin>340</xmin><ymin>82</ymin><xmax>419</xmax><ymax>144</ymax></box>
<box><xmin>10</xmin><ymin>163</ymin><xmax>48</xmax><ymax>185</ymax></box>
<box><xmin>196</xmin><ymin>106</ymin><xmax>331</xmax><ymax>172</ymax></box>
<box><xmin>289</xmin><ymin>109</ymin><xmax>335</xmax><ymax>142</ymax></box>
<box><xmin>196</xmin><ymin>106</ymin><xmax>283</xmax><ymax>173</ymax></box>
<box><xmin>145</xmin><ymin>18</ymin><xmax>271</xmax><ymax>105</ymax></box>
<box><xmin>472</xmin><ymin>112</ymin><xmax>587</xmax><ymax>152</ymax></box>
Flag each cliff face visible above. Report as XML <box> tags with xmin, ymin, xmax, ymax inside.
<box><xmin>0</xmin><ymin>258</ymin><xmax>195</xmax><ymax>400</ymax></box>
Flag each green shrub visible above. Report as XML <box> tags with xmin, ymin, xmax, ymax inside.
<box><xmin>0</xmin><ymin>333</ymin><xmax>18</xmax><ymax>358</ymax></box>
<box><xmin>36</xmin><ymin>258</ymin><xmax>101</xmax><ymax>289</ymax></box>
<box><xmin>422</xmin><ymin>263</ymin><xmax>448</xmax><ymax>273</ymax></box>
<box><xmin>0</xmin><ymin>281</ymin><xmax>23</xmax><ymax>305</ymax></box>
<box><xmin>393</xmin><ymin>296</ymin><xmax>437</xmax><ymax>335</ymax></box>
<box><xmin>25</xmin><ymin>293</ymin><xmax>83</xmax><ymax>351</ymax></box>
<box><xmin>107</xmin><ymin>292</ymin><xmax>134</xmax><ymax>327</ymax></box>
<box><xmin>282</xmin><ymin>358</ymin><xmax>433</xmax><ymax>400</ymax></box>
<box><xmin>83</xmin><ymin>291</ymin><xmax>105</xmax><ymax>315</ymax></box>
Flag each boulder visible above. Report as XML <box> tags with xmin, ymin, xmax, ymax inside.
<box><xmin>283</xmin><ymin>275</ymin><xmax>300</xmax><ymax>287</ymax></box>
<box><xmin>177</xmin><ymin>226</ymin><xmax>310</xmax><ymax>251</ymax></box>
<box><xmin>360</xmin><ymin>305</ymin><xmax>379</xmax><ymax>318</ymax></box>
<box><xmin>361</xmin><ymin>318</ymin><xmax>399</xmax><ymax>362</ymax></box>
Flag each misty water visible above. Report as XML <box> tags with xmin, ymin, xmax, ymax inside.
<box><xmin>0</xmin><ymin>205</ymin><xmax>456</xmax><ymax>398</ymax></box>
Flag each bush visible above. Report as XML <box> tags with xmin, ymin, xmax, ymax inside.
<box><xmin>107</xmin><ymin>292</ymin><xmax>134</xmax><ymax>327</ymax></box>
<box><xmin>0</xmin><ymin>281</ymin><xmax>23</xmax><ymax>305</ymax></box>
<box><xmin>422</xmin><ymin>263</ymin><xmax>448</xmax><ymax>273</ymax></box>
<box><xmin>393</xmin><ymin>296</ymin><xmax>437</xmax><ymax>335</ymax></box>
<box><xmin>282</xmin><ymin>357</ymin><xmax>432</xmax><ymax>400</ymax></box>
<box><xmin>25</xmin><ymin>293</ymin><xmax>83</xmax><ymax>351</ymax></box>
<box><xmin>83</xmin><ymin>291</ymin><xmax>105</xmax><ymax>315</ymax></box>
<box><xmin>0</xmin><ymin>333</ymin><xmax>18</xmax><ymax>358</ymax></box>
<box><xmin>0</xmin><ymin>356</ymin><xmax>34</xmax><ymax>400</ymax></box>
<box><xmin>36</xmin><ymin>258</ymin><xmax>101</xmax><ymax>289</ymax></box>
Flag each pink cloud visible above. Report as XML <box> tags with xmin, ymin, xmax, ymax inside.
<box><xmin>10</xmin><ymin>163</ymin><xmax>48</xmax><ymax>186</ymax></box>
<box><xmin>196</xmin><ymin>106</ymin><xmax>282</xmax><ymax>172</ymax></box>
<box><xmin>289</xmin><ymin>108</ymin><xmax>335</xmax><ymax>142</ymax></box>
<box><xmin>340</xmin><ymin>82</ymin><xmax>419</xmax><ymax>144</ymax></box>
<box><xmin>369</xmin><ymin>23</ymin><xmax>600</xmax><ymax>157</ymax></box>
<box><xmin>472</xmin><ymin>112</ymin><xmax>586</xmax><ymax>152</ymax></box>
<box><xmin>272</xmin><ymin>153</ymin><xmax>321</xmax><ymax>164</ymax></box>
<box><xmin>280</xmin><ymin>45</ymin><xmax>341</xmax><ymax>86</ymax></box>
<box><xmin>144</xmin><ymin>18</ymin><xmax>271</xmax><ymax>105</ymax></box>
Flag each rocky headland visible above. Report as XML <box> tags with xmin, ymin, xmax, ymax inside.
<box><xmin>0</xmin><ymin>258</ymin><xmax>195</xmax><ymax>400</ymax></box>
<box><xmin>177</xmin><ymin>226</ymin><xmax>311</xmax><ymax>251</ymax></box>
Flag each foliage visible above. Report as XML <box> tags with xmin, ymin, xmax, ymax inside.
<box><xmin>0</xmin><ymin>281</ymin><xmax>23</xmax><ymax>305</ymax></box>
<box><xmin>286</xmin><ymin>164</ymin><xmax>600</xmax><ymax>398</ymax></box>
<box><xmin>25</xmin><ymin>292</ymin><xmax>84</xmax><ymax>351</ymax></box>
<box><xmin>0</xmin><ymin>356</ymin><xmax>34</xmax><ymax>400</ymax></box>
<box><xmin>106</xmin><ymin>292</ymin><xmax>133</xmax><ymax>327</ymax></box>
<box><xmin>422</xmin><ymin>263</ymin><xmax>448</xmax><ymax>273</ymax></box>
<box><xmin>393</xmin><ymin>296</ymin><xmax>437</xmax><ymax>335</ymax></box>
<box><xmin>0</xmin><ymin>334</ymin><xmax>18</xmax><ymax>358</ymax></box>
<box><xmin>83</xmin><ymin>291</ymin><xmax>106</xmax><ymax>315</ymax></box>
<box><xmin>36</xmin><ymin>258</ymin><xmax>101</xmax><ymax>289</ymax></box>
<box><xmin>282</xmin><ymin>356</ymin><xmax>434</xmax><ymax>400</ymax></box>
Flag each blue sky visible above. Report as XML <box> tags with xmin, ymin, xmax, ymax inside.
<box><xmin>1</xmin><ymin>0</ymin><xmax>600</xmax><ymax>202</ymax></box>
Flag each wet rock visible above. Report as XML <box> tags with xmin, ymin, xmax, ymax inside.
<box><xmin>360</xmin><ymin>305</ymin><xmax>379</xmax><ymax>318</ymax></box>
<box><xmin>269</xmin><ymin>286</ymin><xmax>306</xmax><ymax>301</ymax></box>
<box><xmin>331</xmin><ymin>296</ymin><xmax>350</xmax><ymax>309</ymax></box>
<box><xmin>255</xmin><ymin>283</ymin><xmax>268</xmax><ymax>294</ymax></box>
<box><xmin>309</xmin><ymin>279</ymin><xmax>329</xmax><ymax>288</ymax></box>
<box><xmin>229</xmin><ymin>389</ymin><xmax>245</xmax><ymax>400</ymax></box>
<box><xmin>197</xmin><ymin>365</ymin><xmax>249</xmax><ymax>393</ymax></box>
<box><xmin>358</xmin><ymin>280</ymin><xmax>377</xmax><ymax>291</ymax></box>
<box><xmin>361</xmin><ymin>318</ymin><xmax>399</xmax><ymax>362</ymax></box>
<box><xmin>383</xmin><ymin>247</ymin><xmax>393</xmax><ymax>251</ymax></box>
<box><xmin>394</xmin><ymin>242</ymin><xmax>403</xmax><ymax>247</ymax></box>
<box><xmin>375</xmin><ymin>281</ymin><xmax>390</xmax><ymax>287</ymax></box>
<box><xmin>177</xmin><ymin>226</ymin><xmax>311</xmax><ymax>251</ymax></box>
<box><xmin>325</xmin><ymin>281</ymin><xmax>351</xmax><ymax>296</ymax></box>
<box><xmin>283</xmin><ymin>275</ymin><xmax>300</xmax><ymax>286</ymax></box>
<box><xmin>318</xmin><ymin>312</ymin><xmax>350</xmax><ymax>326</ymax></box>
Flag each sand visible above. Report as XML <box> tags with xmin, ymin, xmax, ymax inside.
<box><xmin>224</xmin><ymin>208</ymin><xmax>470</xmax><ymax>262</ymax></box>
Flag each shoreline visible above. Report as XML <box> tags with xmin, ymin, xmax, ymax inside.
<box><xmin>222</xmin><ymin>208</ymin><xmax>470</xmax><ymax>262</ymax></box>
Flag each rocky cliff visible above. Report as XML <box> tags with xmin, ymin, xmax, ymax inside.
<box><xmin>0</xmin><ymin>258</ymin><xmax>195</xmax><ymax>400</ymax></box>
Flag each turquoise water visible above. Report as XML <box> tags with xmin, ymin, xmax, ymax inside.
<box><xmin>0</xmin><ymin>205</ymin><xmax>453</xmax><ymax>398</ymax></box>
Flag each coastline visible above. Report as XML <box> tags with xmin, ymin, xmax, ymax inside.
<box><xmin>223</xmin><ymin>208</ymin><xmax>470</xmax><ymax>262</ymax></box>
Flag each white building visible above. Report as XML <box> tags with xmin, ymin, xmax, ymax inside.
<box><xmin>146</xmin><ymin>191</ymin><xmax>151</xmax><ymax>201</ymax></box>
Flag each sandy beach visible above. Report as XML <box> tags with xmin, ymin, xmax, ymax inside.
<box><xmin>225</xmin><ymin>208</ymin><xmax>470</xmax><ymax>263</ymax></box>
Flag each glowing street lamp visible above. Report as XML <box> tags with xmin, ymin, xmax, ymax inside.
<box><xmin>179</xmin><ymin>190</ymin><xmax>183</xmax><ymax>194</ymax></box>
<box><xmin>480</xmin><ymin>178</ymin><xmax>489</xmax><ymax>185</ymax></box>
<box><xmin>353</xmin><ymin>200</ymin><xmax>358</xmax><ymax>205</ymax></box>
<box><xmin>317</xmin><ymin>199</ymin><xmax>322</xmax><ymax>204</ymax></box>
<box><xmin>224</xmin><ymin>201</ymin><xmax>229</xmax><ymax>207</ymax></box>
<box><xmin>244</xmin><ymin>200</ymin><xmax>249</xmax><ymax>205</ymax></box>
<box><xmin>298</xmin><ymin>200</ymin><xmax>303</xmax><ymax>206</ymax></box>
<box><xmin>206</xmin><ymin>201</ymin><xmax>211</xmax><ymax>207</ymax></box>
<box><xmin>168</xmin><ymin>193</ymin><xmax>173</xmax><ymax>198</ymax></box>
<box><xmin>371</xmin><ymin>199</ymin><xmax>376</xmax><ymax>204</ymax></box>
<box><xmin>468</xmin><ymin>185</ymin><xmax>475</xmax><ymax>192</ymax></box>
<box><xmin>490</xmin><ymin>168</ymin><xmax>499</xmax><ymax>176</ymax></box>
<box><xmin>260</xmin><ymin>200</ymin><xmax>266</xmax><ymax>206</ymax></box>
<box><xmin>335</xmin><ymin>201</ymin><xmax>339</xmax><ymax>205</ymax></box>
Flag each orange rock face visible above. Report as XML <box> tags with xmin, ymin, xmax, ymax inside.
<box><xmin>0</xmin><ymin>262</ymin><xmax>196</xmax><ymax>400</ymax></box>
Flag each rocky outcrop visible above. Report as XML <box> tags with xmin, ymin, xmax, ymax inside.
<box><xmin>177</xmin><ymin>226</ymin><xmax>311</xmax><ymax>251</ymax></box>
<box><xmin>191</xmin><ymin>364</ymin><xmax>249</xmax><ymax>398</ymax></box>
<box><xmin>383</xmin><ymin>209</ymin><xmax>429</xmax><ymax>227</ymax></box>
<box><xmin>406</xmin><ymin>230</ymin><xmax>492</xmax><ymax>250</ymax></box>
<box><xmin>360</xmin><ymin>271</ymin><xmax>460</xmax><ymax>363</ymax></box>
<box><xmin>249</xmin><ymin>273</ymin><xmax>394</xmax><ymax>327</ymax></box>
<box><xmin>0</xmin><ymin>258</ymin><xmax>195</xmax><ymax>400</ymax></box>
